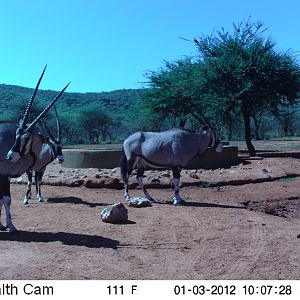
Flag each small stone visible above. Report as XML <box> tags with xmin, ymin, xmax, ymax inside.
<box><xmin>100</xmin><ymin>203</ymin><xmax>128</xmax><ymax>223</ymax></box>
<box><xmin>161</xmin><ymin>172</ymin><xmax>171</xmax><ymax>178</ymax></box>
<box><xmin>65</xmin><ymin>179</ymin><xmax>84</xmax><ymax>187</ymax></box>
<box><xmin>151</xmin><ymin>178</ymin><xmax>160</xmax><ymax>183</ymax></box>
<box><xmin>48</xmin><ymin>175</ymin><xmax>57</xmax><ymax>178</ymax></box>
<box><xmin>127</xmin><ymin>197</ymin><xmax>152</xmax><ymax>208</ymax></box>
<box><xmin>189</xmin><ymin>172</ymin><xmax>199</xmax><ymax>179</ymax></box>
<box><xmin>16</xmin><ymin>177</ymin><xmax>23</xmax><ymax>183</ymax></box>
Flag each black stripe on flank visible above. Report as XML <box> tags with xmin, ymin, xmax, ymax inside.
<box><xmin>136</xmin><ymin>155</ymin><xmax>181</xmax><ymax>169</ymax></box>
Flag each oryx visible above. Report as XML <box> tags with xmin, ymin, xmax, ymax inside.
<box><xmin>23</xmin><ymin>106</ymin><xmax>64</xmax><ymax>204</ymax></box>
<box><xmin>120</xmin><ymin>127</ymin><xmax>223</xmax><ymax>205</ymax></box>
<box><xmin>0</xmin><ymin>66</ymin><xmax>69</xmax><ymax>232</ymax></box>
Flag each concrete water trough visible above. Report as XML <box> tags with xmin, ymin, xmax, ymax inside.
<box><xmin>62</xmin><ymin>145</ymin><xmax>239</xmax><ymax>169</ymax></box>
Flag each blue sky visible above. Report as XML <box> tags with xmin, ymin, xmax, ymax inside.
<box><xmin>0</xmin><ymin>0</ymin><xmax>299</xmax><ymax>93</ymax></box>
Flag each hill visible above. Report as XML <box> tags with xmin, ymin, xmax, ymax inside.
<box><xmin>0</xmin><ymin>83</ymin><xmax>144</xmax><ymax>121</ymax></box>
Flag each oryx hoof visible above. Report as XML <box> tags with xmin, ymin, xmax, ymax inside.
<box><xmin>8</xmin><ymin>225</ymin><xmax>18</xmax><ymax>233</ymax></box>
<box><xmin>36</xmin><ymin>197</ymin><xmax>44</xmax><ymax>202</ymax></box>
<box><xmin>23</xmin><ymin>198</ymin><xmax>29</xmax><ymax>205</ymax></box>
<box><xmin>0</xmin><ymin>224</ymin><xmax>7</xmax><ymax>231</ymax></box>
<box><xmin>172</xmin><ymin>197</ymin><xmax>186</xmax><ymax>206</ymax></box>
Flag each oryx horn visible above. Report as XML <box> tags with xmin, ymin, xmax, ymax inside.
<box><xmin>54</xmin><ymin>105</ymin><xmax>61</xmax><ymax>141</ymax></box>
<box><xmin>41</xmin><ymin>118</ymin><xmax>56</xmax><ymax>142</ymax></box>
<box><xmin>26</xmin><ymin>82</ymin><xmax>70</xmax><ymax>132</ymax></box>
<box><xmin>21</xmin><ymin>65</ymin><xmax>47</xmax><ymax>129</ymax></box>
<box><xmin>33</xmin><ymin>103</ymin><xmax>60</xmax><ymax>142</ymax></box>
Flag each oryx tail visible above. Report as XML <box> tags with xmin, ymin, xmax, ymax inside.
<box><xmin>120</xmin><ymin>148</ymin><xmax>128</xmax><ymax>184</ymax></box>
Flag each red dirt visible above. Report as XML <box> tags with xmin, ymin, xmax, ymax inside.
<box><xmin>1</xmin><ymin>156</ymin><xmax>300</xmax><ymax>280</ymax></box>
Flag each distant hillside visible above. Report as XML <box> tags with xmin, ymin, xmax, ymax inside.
<box><xmin>0</xmin><ymin>83</ymin><xmax>145</xmax><ymax>120</ymax></box>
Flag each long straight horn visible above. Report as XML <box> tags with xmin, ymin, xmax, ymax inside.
<box><xmin>26</xmin><ymin>82</ymin><xmax>70</xmax><ymax>132</ymax></box>
<box><xmin>21</xmin><ymin>65</ymin><xmax>47</xmax><ymax>129</ymax></box>
<box><xmin>41</xmin><ymin>118</ymin><xmax>56</xmax><ymax>141</ymax></box>
<box><xmin>54</xmin><ymin>105</ymin><xmax>61</xmax><ymax>141</ymax></box>
<box><xmin>32</xmin><ymin>102</ymin><xmax>56</xmax><ymax>141</ymax></box>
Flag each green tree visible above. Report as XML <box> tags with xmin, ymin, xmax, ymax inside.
<box><xmin>144</xmin><ymin>20</ymin><xmax>300</xmax><ymax>155</ymax></box>
<box><xmin>194</xmin><ymin>19</ymin><xmax>300</xmax><ymax>155</ymax></box>
<box><xmin>79</xmin><ymin>104</ymin><xmax>113</xmax><ymax>143</ymax></box>
<box><xmin>126</xmin><ymin>103</ymin><xmax>166</xmax><ymax>132</ymax></box>
<box><xmin>144</xmin><ymin>58</ymin><xmax>220</xmax><ymax>129</ymax></box>
<box><xmin>59</xmin><ymin>111</ymin><xmax>82</xmax><ymax>144</ymax></box>
<box><xmin>272</xmin><ymin>106</ymin><xmax>297</xmax><ymax>136</ymax></box>
<box><xmin>144</xmin><ymin>58</ymin><xmax>200</xmax><ymax>127</ymax></box>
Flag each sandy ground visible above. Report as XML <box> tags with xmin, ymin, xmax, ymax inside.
<box><xmin>0</xmin><ymin>156</ymin><xmax>300</xmax><ymax>280</ymax></box>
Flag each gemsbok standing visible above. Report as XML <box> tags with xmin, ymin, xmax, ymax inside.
<box><xmin>0</xmin><ymin>66</ymin><xmax>69</xmax><ymax>232</ymax></box>
<box><xmin>23</xmin><ymin>106</ymin><xmax>64</xmax><ymax>205</ymax></box>
<box><xmin>120</xmin><ymin>127</ymin><xmax>223</xmax><ymax>205</ymax></box>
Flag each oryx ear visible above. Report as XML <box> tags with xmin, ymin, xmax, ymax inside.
<box><xmin>17</xmin><ymin>116</ymin><xmax>24</xmax><ymax>128</ymax></box>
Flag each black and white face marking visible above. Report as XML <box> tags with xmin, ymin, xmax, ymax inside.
<box><xmin>6</xmin><ymin>130</ymin><xmax>32</xmax><ymax>162</ymax></box>
<box><xmin>53</xmin><ymin>141</ymin><xmax>64</xmax><ymax>163</ymax></box>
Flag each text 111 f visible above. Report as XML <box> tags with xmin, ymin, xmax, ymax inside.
<box><xmin>107</xmin><ymin>285</ymin><xmax>138</xmax><ymax>295</ymax></box>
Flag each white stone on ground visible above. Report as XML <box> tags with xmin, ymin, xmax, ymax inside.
<box><xmin>127</xmin><ymin>197</ymin><xmax>152</xmax><ymax>207</ymax></box>
<box><xmin>100</xmin><ymin>202</ymin><xmax>128</xmax><ymax>223</ymax></box>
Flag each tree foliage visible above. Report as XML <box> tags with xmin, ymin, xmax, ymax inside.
<box><xmin>194</xmin><ymin>19</ymin><xmax>300</xmax><ymax>155</ymax></box>
<box><xmin>143</xmin><ymin>19</ymin><xmax>300</xmax><ymax>155</ymax></box>
<box><xmin>78</xmin><ymin>104</ymin><xmax>114</xmax><ymax>143</ymax></box>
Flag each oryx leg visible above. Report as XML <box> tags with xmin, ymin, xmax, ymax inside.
<box><xmin>0</xmin><ymin>198</ymin><xmax>6</xmax><ymax>231</ymax></box>
<box><xmin>35</xmin><ymin>170</ymin><xmax>45</xmax><ymax>202</ymax></box>
<box><xmin>0</xmin><ymin>175</ymin><xmax>16</xmax><ymax>231</ymax></box>
<box><xmin>3</xmin><ymin>196</ymin><xmax>17</xmax><ymax>232</ymax></box>
<box><xmin>172</xmin><ymin>166</ymin><xmax>185</xmax><ymax>206</ymax></box>
<box><xmin>136</xmin><ymin>167</ymin><xmax>154</xmax><ymax>201</ymax></box>
<box><xmin>23</xmin><ymin>170</ymin><xmax>33</xmax><ymax>205</ymax></box>
<box><xmin>123</xmin><ymin>158</ymin><xmax>135</xmax><ymax>201</ymax></box>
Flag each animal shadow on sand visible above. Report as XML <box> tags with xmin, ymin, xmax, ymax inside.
<box><xmin>0</xmin><ymin>231</ymin><xmax>119</xmax><ymax>249</ymax></box>
<box><xmin>47</xmin><ymin>196</ymin><xmax>110</xmax><ymax>208</ymax></box>
<box><xmin>46</xmin><ymin>197</ymin><xmax>136</xmax><ymax>225</ymax></box>
<box><xmin>162</xmin><ymin>200</ymin><xmax>245</xmax><ymax>210</ymax></box>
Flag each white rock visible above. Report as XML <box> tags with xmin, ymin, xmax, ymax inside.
<box><xmin>100</xmin><ymin>202</ymin><xmax>128</xmax><ymax>223</ymax></box>
<box><xmin>127</xmin><ymin>197</ymin><xmax>152</xmax><ymax>208</ymax></box>
<box><xmin>16</xmin><ymin>177</ymin><xmax>23</xmax><ymax>183</ymax></box>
